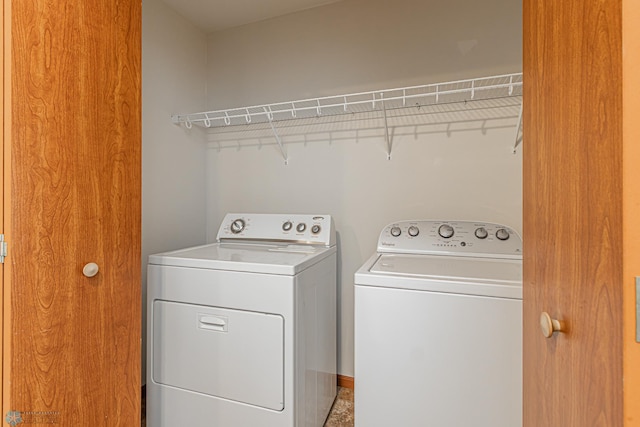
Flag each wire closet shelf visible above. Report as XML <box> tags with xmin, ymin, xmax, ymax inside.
<box><xmin>171</xmin><ymin>72</ymin><xmax>523</xmax><ymax>161</ymax></box>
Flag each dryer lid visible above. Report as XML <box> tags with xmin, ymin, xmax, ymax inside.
<box><xmin>148</xmin><ymin>242</ymin><xmax>336</xmax><ymax>275</ymax></box>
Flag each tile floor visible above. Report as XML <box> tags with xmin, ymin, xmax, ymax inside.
<box><xmin>324</xmin><ymin>387</ymin><xmax>355</xmax><ymax>426</ymax></box>
<box><xmin>142</xmin><ymin>386</ymin><xmax>354</xmax><ymax>426</ymax></box>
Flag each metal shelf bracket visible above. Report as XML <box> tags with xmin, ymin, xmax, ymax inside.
<box><xmin>264</xmin><ymin>107</ymin><xmax>288</xmax><ymax>165</ymax></box>
<box><xmin>381</xmin><ymin>94</ymin><xmax>393</xmax><ymax>160</ymax></box>
<box><xmin>513</xmin><ymin>102</ymin><xmax>523</xmax><ymax>153</ymax></box>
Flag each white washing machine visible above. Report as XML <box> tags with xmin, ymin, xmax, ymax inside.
<box><xmin>147</xmin><ymin>213</ymin><xmax>337</xmax><ymax>427</ymax></box>
<box><xmin>354</xmin><ymin>220</ymin><xmax>522</xmax><ymax>427</ymax></box>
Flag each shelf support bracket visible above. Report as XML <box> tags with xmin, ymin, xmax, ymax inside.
<box><xmin>267</xmin><ymin>117</ymin><xmax>288</xmax><ymax>165</ymax></box>
<box><xmin>512</xmin><ymin>102</ymin><xmax>524</xmax><ymax>153</ymax></box>
<box><xmin>381</xmin><ymin>96</ymin><xmax>392</xmax><ymax>160</ymax></box>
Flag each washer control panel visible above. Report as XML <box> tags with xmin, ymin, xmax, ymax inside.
<box><xmin>217</xmin><ymin>213</ymin><xmax>335</xmax><ymax>246</ymax></box>
<box><xmin>377</xmin><ymin>220</ymin><xmax>522</xmax><ymax>258</ymax></box>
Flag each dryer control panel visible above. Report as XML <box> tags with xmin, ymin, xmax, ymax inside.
<box><xmin>217</xmin><ymin>213</ymin><xmax>335</xmax><ymax>247</ymax></box>
<box><xmin>377</xmin><ymin>220</ymin><xmax>522</xmax><ymax>259</ymax></box>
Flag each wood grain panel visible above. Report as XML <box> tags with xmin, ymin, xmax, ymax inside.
<box><xmin>623</xmin><ymin>0</ymin><xmax>640</xmax><ymax>423</ymax></box>
<box><xmin>523</xmin><ymin>0</ymin><xmax>623</xmax><ymax>425</ymax></box>
<box><xmin>7</xmin><ymin>0</ymin><xmax>141</xmax><ymax>425</ymax></box>
<box><xmin>0</xmin><ymin>0</ymin><xmax>5</xmax><ymax>414</ymax></box>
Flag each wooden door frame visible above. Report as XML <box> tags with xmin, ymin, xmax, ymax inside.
<box><xmin>623</xmin><ymin>0</ymin><xmax>640</xmax><ymax>423</ymax></box>
<box><xmin>1</xmin><ymin>0</ymin><xmax>9</xmax><ymax>418</ymax></box>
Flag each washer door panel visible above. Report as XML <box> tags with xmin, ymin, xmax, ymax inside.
<box><xmin>152</xmin><ymin>301</ymin><xmax>284</xmax><ymax>411</ymax></box>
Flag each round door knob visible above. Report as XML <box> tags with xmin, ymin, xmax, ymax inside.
<box><xmin>540</xmin><ymin>312</ymin><xmax>562</xmax><ymax>338</ymax></box>
<box><xmin>83</xmin><ymin>262</ymin><xmax>99</xmax><ymax>278</ymax></box>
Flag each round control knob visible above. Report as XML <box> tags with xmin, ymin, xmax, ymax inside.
<box><xmin>390</xmin><ymin>226</ymin><xmax>402</xmax><ymax>237</ymax></box>
<box><xmin>408</xmin><ymin>226</ymin><xmax>420</xmax><ymax>237</ymax></box>
<box><xmin>230</xmin><ymin>219</ymin><xmax>245</xmax><ymax>234</ymax></box>
<box><xmin>311</xmin><ymin>225</ymin><xmax>321</xmax><ymax>234</ymax></box>
<box><xmin>438</xmin><ymin>224</ymin><xmax>454</xmax><ymax>239</ymax></box>
<box><xmin>496</xmin><ymin>228</ymin><xmax>510</xmax><ymax>241</ymax></box>
<box><xmin>474</xmin><ymin>227</ymin><xmax>488</xmax><ymax>239</ymax></box>
<box><xmin>282</xmin><ymin>221</ymin><xmax>293</xmax><ymax>231</ymax></box>
<box><xmin>296</xmin><ymin>223</ymin><xmax>306</xmax><ymax>233</ymax></box>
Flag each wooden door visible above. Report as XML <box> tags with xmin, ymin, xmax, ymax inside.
<box><xmin>2</xmin><ymin>0</ymin><xmax>141</xmax><ymax>426</ymax></box>
<box><xmin>523</xmin><ymin>0</ymin><xmax>624</xmax><ymax>425</ymax></box>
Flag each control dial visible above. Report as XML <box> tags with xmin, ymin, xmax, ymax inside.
<box><xmin>390</xmin><ymin>226</ymin><xmax>402</xmax><ymax>237</ymax></box>
<box><xmin>496</xmin><ymin>228</ymin><xmax>510</xmax><ymax>241</ymax></box>
<box><xmin>474</xmin><ymin>227</ymin><xmax>488</xmax><ymax>239</ymax></box>
<box><xmin>311</xmin><ymin>225</ymin><xmax>321</xmax><ymax>234</ymax></box>
<box><xmin>282</xmin><ymin>221</ymin><xmax>293</xmax><ymax>231</ymax></box>
<box><xmin>438</xmin><ymin>224</ymin><xmax>455</xmax><ymax>239</ymax></box>
<box><xmin>230</xmin><ymin>219</ymin><xmax>245</xmax><ymax>234</ymax></box>
<box><xmin>296</xmin><ymin>223</ymin><xmax>307</xmax><ymax>233</ymax></box>
<box><xmin>408</xmin><ymin>226</ymin><xmax>420</xmax><ymax>237</ymax></box>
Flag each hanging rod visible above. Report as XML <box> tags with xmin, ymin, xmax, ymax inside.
<box><xmin>171</xmin><ymin>73</ymin><xmax>523</xmax><ymax>129</ymax></box>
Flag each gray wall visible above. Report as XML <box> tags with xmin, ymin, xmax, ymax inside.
<box><xmin>204</xmin><ymin>0</ymin><xmax>523</xmax><ymax>376</ymax></box>
<box><xmin>142</xmin><ymin>0</ymin><xmax>208</xmax><ymax>383</ymax></box>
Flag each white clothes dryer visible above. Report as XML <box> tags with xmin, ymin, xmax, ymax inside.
<box><xmin>355</xmin><ymin>220</ymin><xmax>522</xmax><ymax>427</ymax></box>
<box><xmin>147</xmin><ymin>213</ymin><xmax>337</xmax><ymax>427</ymax></box>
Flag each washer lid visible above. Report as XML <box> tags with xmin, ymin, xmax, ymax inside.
<box><xmin>148</xmin><ymin>242</ymin><xmax>336</xmax><ymax>275</ymax></box>
<box><xmin>355</xmin><ymin>253</ymin><xmax>522</xmax><ymax>299</ymax></box>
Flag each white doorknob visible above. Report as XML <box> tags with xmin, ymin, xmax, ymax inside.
<box><xmin>83</xmin><ymin>262</ymin><xmax>99</xmax><ymax>278</ymax></box>
<box><xmin>540</xmin><ymin>312</ymin><xmax>562</xmax><ymax>338</ymax></box>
